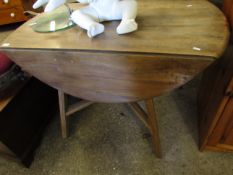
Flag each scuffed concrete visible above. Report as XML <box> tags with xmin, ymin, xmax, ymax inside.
<box><xmin>0</xmin><ymin>77</ymin><xmax>233</xmax><ymax>175</ymax></box>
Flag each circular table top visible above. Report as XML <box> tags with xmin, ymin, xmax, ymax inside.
<box><xmin>0</xmin><ymin>0</ymin><xmax>230</xmax><ymax>102</ymax></box>
<box><xmin>1</xmin><ymin>0</ymin><xmax>229</xmax><ymax>58</ymax></box>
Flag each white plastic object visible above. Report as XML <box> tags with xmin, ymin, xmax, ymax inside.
<box><xmin>3</xmin><ymin>0</ymin><xmax>9</xmax><ymax>4</ymax></box>
<box><xmin>71</xmin><ymin>0</ymin><xmax>138</xmax><ymax>38</ymax></box>
<box><xmin>33</xmin><ymin>0</ymin><xmax>138</xmax><ymax>38</ymax></box>
<box><xmin>33</xmin><ymin>0</ymin><xmax>66</xmax><ymax>13</ymax></box>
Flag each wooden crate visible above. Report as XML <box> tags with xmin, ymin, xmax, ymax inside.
<box><xmin>198</xmin><ymin>0</ymin><xmax>233</xmax><ymax>151</ymax></box>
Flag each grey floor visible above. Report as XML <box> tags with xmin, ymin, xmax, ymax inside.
<box><xmin>1</xmin><ymin>77</ymin><xmax>233</xmax><ymax>175</ymax></box>
<box><xmin>1</xmin><ymin>9</ymin><xmax>233</xmax><ymax>175</ymax></box>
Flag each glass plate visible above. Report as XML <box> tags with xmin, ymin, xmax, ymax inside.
<box><xmin>30</xmin><ymin>4</ymin><xmax>75</xmax><ymax>33</ymax></box>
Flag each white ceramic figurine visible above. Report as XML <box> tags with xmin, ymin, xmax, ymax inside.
<box><xmin>33</xmin><ymin>0</ymin><xmax>138</xmax><ymax>38</ymax></box>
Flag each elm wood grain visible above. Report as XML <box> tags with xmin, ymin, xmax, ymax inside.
<box><xmin>3</xmin><ymin>49</ymin><xmax>212</xmax><ymax>103</ymax></box>
<box><xmin>1</xmin><ymin>0</ymin><xmax>229</xmax><ymax>58</ymax></box>
<box><xmin>0</xmin><ymin>0</ymin><xmax>228</xmax><ymax>103</ymax></box>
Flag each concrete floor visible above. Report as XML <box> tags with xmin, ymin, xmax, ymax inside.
<box><xmin>1</xmin><ymin>77</ymin><xmax>233</xmax><ymax>175</ymax></box>
<box><xmin>1</xmin><ymin>6</ymin><xmax>233</xmax><ymax>174</ymax></box>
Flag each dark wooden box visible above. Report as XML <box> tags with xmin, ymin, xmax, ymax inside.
<box><xmin>0</xmin><ymin>78</ymin><xmax>57</xmax><ymax>167</ymax></box>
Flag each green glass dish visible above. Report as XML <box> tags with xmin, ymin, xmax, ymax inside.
<box><xmin>30</xmin><ymin>4</ymin><xmax>75</xmax><ymax>33</ymax></box>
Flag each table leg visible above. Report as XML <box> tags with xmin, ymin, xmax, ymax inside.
<box><xmin>58</xmin><ymin>90</ymin><xmax>69</xmax><ymax>138</ymax></box>
<box><xmin>58</xmin><ymin>90</ymin><xmax>94</xmax><ymax>138</ymax></box>
<box><xmin>145</xmin><ymin>99</ymin><xmax>162</xmax><ymax>158</ymax></box>
<box><xmin>128</xmin><ymin>99</ymin><xmax>162</xmax><ymax>158</ymax></box>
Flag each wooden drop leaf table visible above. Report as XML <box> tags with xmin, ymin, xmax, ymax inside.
<box><xmin>0</xmin><ymin>0</ymin><xmax>229</xmax><ymax>158</ymax></box>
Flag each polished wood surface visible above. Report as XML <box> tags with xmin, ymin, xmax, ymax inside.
<box><xmin>0</xmin><ymin>0</ymin><xmax>229</xmax><ymax>103</ymax></box>
<box><xmin>1</xmin><ymin>0</ymin><xmax>229</xmax><ymax>58</ymax></box>
<box><xmin>0</xmin><ymin>0</ymin><xmax>38</xmax><ymax>25</ymax></box>
<box><xmin>3</xmin><ymin>49</ymin><xmax>212</xmax><ymax>102</ymax></box>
